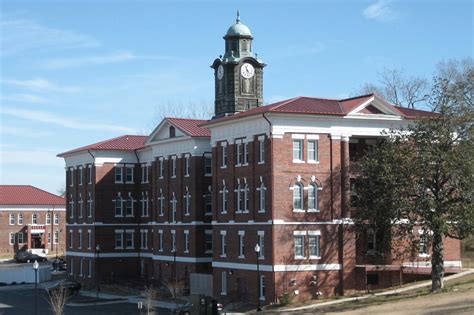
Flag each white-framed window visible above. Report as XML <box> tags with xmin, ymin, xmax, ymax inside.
<box><xmin>17</xmin><ymin>214</ymin><xmax>23</xmax><ymax>225</ymax></box>
<box><xmin>204</xmin><ymin>187</ymin><xmax>212</xmax><ymax>215</ymax></box>
<box><xmin>88</xmin><ymin>164</ymin><xmax>93</xmax><ymax>184</ymax></box>
<box><xmin>308</xmin><ymin>183</ymin><xmax>320</xmax><ymax>212</ymax></box>
<box><xmin>220</xmin><ymin>183</ymin><xmax>228</xmax><ymax>214</ymax></box>
<box><xmin>171</xmin><ymin>193</ymin><xmax>177</xmax><ymax>222</ymax></box>
<box><xmin>115</xmin><ymin>166</ymin><xmax>123</xmax><ymax>183</ymax></box>
<box><xmin>243</xmin><ymin>183</ymin><xmax>249</xmax><ymax>212</ymax></box>
<box><xmin>220</xmin><ymin>231</ymin><xmax>227</xmax><ymax>257</ymax></box>
<box><xmin>114</xmin><ymin>194</ymin><xmax>123</xmax><ymax>217</ymax></box>
<box><xmin>238</xmin><ymin>231</ymin><xmax>245</xmax><ymax>258</ymax></box>
<box><xmin>158</xmin><ymin>190</ymin><xmax>165</xmax><ymax>216</ymax></box>
<box><xmin>9</xmin><ymin>232</ymin><xmax>15</xmax><ymax>245</ymax></box>
<box><xmin>78</xmin><ymin>229</ymin><xmax>82</xmax><ymax>249</ymax></box>
<box><xmin>9</xmin><ymin>214</ymin><xmax>15</xmax><ymax>225</ymax></box>
<box><xmin>221</xmin><ymin>271</ymin><xmax>227</xmax><ymax>295</ymax></box>
<box><xmin>184</xmin><ymin>155</ymin><xmax>190</xmax><ymax>176</ymax></box>
<box><xmin>69</xmin><ymin>194</ymin><xmax>74</xmax><ymax>218</ymax></box>
<box><xmin>69</xmin><ymin>167</ymin><xmax>74</xmax><ymax>186</ymax></box>
<box><xmin>115</xmin><ymin>230</ymin><xmax>124</xmax><ymax>249</ymax></box>
<box><xmin>293</xmin><ymin>183</ymin><xmax>303</xmax><ymax>211</ymax></box>
<box><xmin>205</xmin><ymin>230</ymin><xmax>213</xmax><ymax>253</ymax></box>
<box><xmin>367</xmin><ymin>229</ymin><xmax>376</xmax><ymax>254</ymax></box>
<box><xmin>308</xmin><ymin>139</ymin><xmax>319</xmax><ymax>162</ymax></box>
<box><xmin>258</xmin><ymin>136</ymin><xmax>265</xmax><ymax>164</ymax></box>
<box><xmin>87</xmin><ymin>230</ymin><xmax>92</xmax><ymax>249</ymax></box>
<box><xmin>54</xmin><ymin>230</ymin><xmax>59</xmax><ymax>244</ymax></box>
<box><xmin>259</xmin><ymin>275</ymin><xmax>265</xmax><ymax>300</ymax></box>
<box><xmin>221</xmin><ymin>143</ymin><xmax>228</xmax><ymax>168</ymax></box>
<box><xmin>54</xmin><ymin>213</ymin><xmax>59</xmax><ymax>225</ymax></box>
<box><xmin>32</xmin><ymin>213</ymin><xmax>38</xmax><ymax>224</ymax></box>
<box><xmin>171</xmin><ymin>156</ymin><xmax>177</xmax><ymax>178</ymax></box>
<box><xmin>258</xmin><ymin>231</ymin><xmax>265</xmax><ymax>259</ymax></box>
<box><xmin>78</xmin><ymin>193</ymin><xmax>83</xmax><ymax>218</ymax></box>
<box><xmin>69</xmin><ymin>258</ymin><xmax>73</xmax><ymax>276</ymax></box>
<box><xmin>48</xmin><ymin>232</ymin><xmax>51</xmax><ymax>245</ymax></box>
<box><xmin>78</xmin><ymin>166</ymin><xmax>83</xmax><ymax>185</ymax></box>
<box><xmin>184</xmin><ymin>230</ymin><xmax>189</xmax><ymax>253</ymax></box>
<box><xmin>125</xmin><ymin>230</ymin><xmax>134</xmax><ymax>249</ymax></box>
<box><xmin>235</xmin><ymin>183</ymin><xmax>242</xmax><ymax>213</ymax></box>
<box><xmin>69</xmin><ymin>230</ymin><xmax>73</xmax><ymax>248</ymax></box>
<box><xmin>17</xmin><ymin>232</ymin><xmax>24</xmax><ymax>244</ymax></box>
<box><xmin>308</xmin><ymin>231</ymin><xmax>321</xmax><ymax>259</ymax></box>
<box><xmin>88</xmin><ymin>259</ymin><xmax>92</xmax><ymax>277</ymax></box>
<box><xmin>293</xmin><ymin>139</ymin><xmax>303</xmax><ymax>161</ymax></box>
<box><xmin>140</xmin><ymin>229</ymin><xmax>148</xmax><ymax>249</ymax></box>
<box><xmin>184</xmin><ymin>188</ymin><xmax>191</xmax><ymax>216</ymax></box>
<box><xmin>171</xmin><ymin>230</ymin><xmax>176</xmax><ymax>252</ymax></box>
<box><xmin>257</xmin><ymin>182</ymin><xmax>266</xmax><ymax>213</ymax></box>
<box><xmin>87</xmin><ymin>193</ymin><xmax>93</xmax><ymax>218</ymax></box>
<box><xmin>419</xmin><ymin>233</ymin><xmax>429</xmax><ymax>256</ymax></box>
<box><xmin>294</xmin><ymin>232</ymin><xmax>305</xmax><ymax>258</ymax></box>
<box><xmin>243</xmin><ymin>142</ymin><xmax>249</xmax><ymax>165</ymax></box>
<box><xmin>79</xmin><ymin>258</ymin><xmax>83</xmax><ymax>276</ymax></box>
<box><xmin>159</xmin><ymin>158</ymin><xmax>164</xmax><ymax>178</ymax></box>
<box><xmin>235</xmin><ymin>140</ymin><xmax>243</xmax><ymax>166</ymax></box>
<box><xmin>204</xmin><ymin>154</ymin><xmax>212</xmax><ymax>176</ymax></box>
<box><xmin>141</xmin><ymin>191</ymin><xmax>149</xmax><ymax>217</ymax></box>
<box><xmin>126</xmin><ymin>194</ymin><xmax>134</xmax><ymax>217</ymax></box>
<box><xmin>141</xmin><ymin>164</ymin><xmax>149</xmax><ymax>183</ymax></box>
<box><xmin>158</xmin><ymin>230</ymin><xmax>163</xmax><ymax>252</ymax></box>
<box><xmin>125</xmin><ymin>166</ymin><xmax>134</xmax><ymax>183</ymax></box>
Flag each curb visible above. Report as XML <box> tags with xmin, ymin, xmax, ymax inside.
<box><xmin>67</xmin><ymin>299</ymin><xmax>127</xmax><ymax>307</ymax></box>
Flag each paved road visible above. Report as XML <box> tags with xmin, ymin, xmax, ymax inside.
<box><xmin>0</xmin><ymin>287</ymin><xmax>168</xmax><ymax>315</ymax></box>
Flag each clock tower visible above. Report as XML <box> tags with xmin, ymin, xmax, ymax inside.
<box><xmin>211</xmin><ymin>11</ymin><xmax>266</xmax><ymax>118</ymax></box>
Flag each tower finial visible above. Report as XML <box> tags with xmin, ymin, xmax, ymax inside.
<box><xmin>236</xmin><ymin>10</ymin><xmax>240</xmax><ymax>23</ymax></box>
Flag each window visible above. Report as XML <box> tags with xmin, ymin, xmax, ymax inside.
<box><xmin>87</xmin><ymin>193</ymin><xmax>93</xmax><ymax>217</ymax></box>
<box><xmin>294</xmin><ymin>234</ymin><xmax>305</xmax><ymax>258</ymax></box>
<box><xmin>308</xmin><ymin>232</ymin><xmax>320</xmax><ymax>258</ymax></box>
<box><xmin>126</xmin><ymin>166</ymin><xmax>134</xmax><ymax>183</ymax></box>
<box><xmin>184</xmin><ymin>155</ymin><xmax>190</xmax><ymax>176</ymax></box>
<box><xmin>184</xmin><ymin>189</ymin><xmax>191</xmax><ymax>216</ymax></box>
<box><xmin>126</xmin><ymin>196</ymin><xmax>133</xmax><ymax>216</ymax></box>
<box><xmin>158</xmin><ymin>190</ymin><xmax>165</xmax><ymax>216</ymax></box>
<box><xmin>221</xmin><ymin>271</ymin><xmax>227</xmax><ymax>295</ymax></box>
<box><xmin>9</xmin><ymin>214</ymin><xmax>15</xmax><ymax>225</ymax></box>
<box><xmin>48</xmin><ymin>232</ymin><xmax>51</xmax><ymax>244</ymax></box>
<box><xmin>54</xmin><ymin>213</ymin><xmax>59</xmax><ymax>225</ymax></box>
<box><xmin>235</xmin><ymin>183</ymin><xmax>242</xmax><ymax>213</ymax></box>
<box><xmin>308</xmin><ymin>140</ymin><xmax>319</xmax><ymax>162</ymax></box>
<box><xmin>419</xmin><ymin>233</ymin><xmax>429</xmax><ymax>256</ymax></box>
<box><xmin>293</xmin><ymin>184</ymin><xmax>303</xmax><ymax>211</ymax></box>
<box><xmin>171</xmin><ymin>157</ymin><xmax>177</xmax><ymax>177</ymax></box>
<box><xmin>220</xmin><ymin>184</ymin><xmax>228</xmax><ymax>214</ymax></box>
<box><xmin>171</xmin><ymin>230</ymin><xmax>176</xmax><ymax>252</ymax></box>
<box><xmin>125</xmin><ymin>231</ymin><xmax>134</xmax><ymax>249</ymax></box>
<box><xmin>115</xmin><ymin>195</ymin><xmax>123</xmax><ymax>217</ymax></box>
<box><xmin>221</xmin><ymin>143</ymin><xmax>228</xmax><ymax>167</ymax></box>
<box><xmin>258</xmin><ymin>183</ymin><xmax>266</xmax><ymax>213</ymax></box>
<box><xmin>235</xmin><ymin>140</ymin><xmax>243</xmax><ymax>165</ymax></box>
<box><xmin>115</xmin><ymin>166</ymin><xmax>123</xmax><ymax>183</ymax></box>
<box><xmin>88</xmin><ymin>164</ymin><xmax>93</xmax><ymax>184</ymax></box>
<box><xmin>159</xmin><ymin>158</ymin><xmax>164</xmax><ymax>178</ymax></box>
<box><xmin>243</xmin><ymin>142</ymin><xmax>249</xmax><ymax>164</ymax></box>
<box><xmin>259</xmin><ymin>275</ymin><xmax>265</xmax><ymax>300</ymax></box>
<box><xmin>171</xmin><ymin>194</ymin><xmax>177</xmax><ymax>222</ymax></box>
<box><xmin>238</xmin><ymin>231</ymin><xmax>245</xmax><ymax>258</ymax></box>
<box><xmin>78</xmin><ymin>194</ymin><xmax>83</xmax><ymax>218</ymax></box>
<box><xmin>79</xmin><ymin>258</ymin><xmax>83</xmax><ymax>276</ymax></box>
<box><xmin>69</xmin><ymin>168</ymin><xmax>74</xmax><ymax>186</ymax></box>
<box><xmin>141</xmin><ymin>192</ymin><xmax>149</xmax><ymax>217</ymax></box>
<box><xmin>184</xmin><ymin>230</ymin><xmax>189</xmax><ymax>253</ymax></box>
<box><xmin>9</xmin><ymin>233</ymin><xmax>15</xmax><ymax>245</ymax></box>
<box><xmin>220</xmin><ymin>231</ymin><xmax>227</xmax><ymax>257</ymax></box>
<box><xmin>158</xmin><ymin>230</ymin><xmax>163</xmax><ymax>252</ymax></box>
<box><xmin>169</xmin><ymin>126</ymin><xmax>176</xmax><ymax>138</ymax></box>
<box><xmin>258</xmin><ymin>231</ymin><xmax>265</xmax><ymax>259</ymax></box>
<box><xmin>258</xmin><ymin>136</ymin><xmax>265</xmax><ymax>163</ymax></box>
<box><xmin>18</xmin><ymin>232</ymin><xmax>24</xmax><ymax>244</ymax></box>
<box><xmin>32</xmin><ymin>213</ymin><xmax>38</xmax><ymax>224</ymax></box>
<box><xmin>54</xmin><ymin>230</ymin><xmax>59</xmax><ymax>244</ymax></box>
<box><xmin>293</xmin><ymin>139</ymin><xmax>303</xmax><ymax>161</ymax></box>
<box><xmin>367</xmin><ymin>229</ymin><xmax>376</xmax><ymax>253</ymax></box>
<box><xmin>141</xmin><ymin>164</ymin><xmax>149</xmax><ymax>183</ymax></box>
<box><xmin>88</xmin><ymin>260</ymin><xmax>92</xmax><ymax>277</ymax></box>
<box><xmin>87</xmin><ymin>230</ymin><xmax>91</xmax><ymax>249</ymax></box>
<box><xmin>69</xmin><ymin>258</ymin><xmax>73</xmax><ymax>276</ymax></box>
<box><xmin>205</xmin><ymin>230</ymin><xmax>213</xmax><ymax>253</ymax></box>
<box><xmin>69</xmin><ymin>194</ymin><xmax>74</xmax><ymax>218</ymax></box>
<box><xmin>204</xmin><ymin>155</ymin><xmax>212</xmax><ymax>176</ymax></box>
<box><xmin>69</xmin><ymin>230</ymin><xmax>73</xmax><ymax>248</ymax></box>
<box><xmin>17</xmin><ymin>214</ymin><xmax>23</xmax><ymax>225</ymax></box>
<box><xmin>78</xmin><ymin>230</ymin><xmax>82</xmax><ymax>249</ymax></box>
<box><xmin>205</xmin><ymin>188</ymin><xmax>212</xmax><ymax>215</ymax></box>
<box><xmin>115</xmin><ymin>230</ymin><xmax>124</xmax><ymax>249</ymax></box>
<box><xmin>243</xmin><ymin>184</ymin><xmax>249</xmax><ymax>212</ymax></box>
<box><xmin>78</xmin><ymin>166</ymin><xmax>83</xmax><ymax>185</ymax></box>
<box><xmin>308</xmin><ymin>184</ymin><xmax>319</xmax><ymax>211</ymax></box>
<box><xmin>140</xmin><ymin>230</ymin><xmax>148</xmax><ymax>249</ymax></box>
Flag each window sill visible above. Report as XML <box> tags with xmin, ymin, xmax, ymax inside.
<box><xmin>159</xmin><ymin>177</ymin><xmax>164</xmax><ymax>180</ymax></box>
<box><xmin>205</xmin><ymin>212</ymin><xmax>213</xmax><ymax>216</ymax></box>
<box><xmin>114</xmin><ymin>215</ymin><xmax>124</xmax><ymax>218</ymax></box>
<box><xmin>307</xmin><ymin>160</ymin><xmax>320</xmax><ymax>164</ymax></box>
<box><xmin>309</xmin><ymin>256</ymin><xmax>321</xmax><ymax>260</ymax></box>
<box><xmin>293</xmin><ymin>209</ymin><xmax>305</xmax><ymax>213</ymax></box>
<box><xmin>204</xmin><ymin>174</ymin><xmax>212</xmax><ymax>177</ymax></box>
<box><xmin>184</xmin><ymin>250</ymin><xmax>189</xmax><ymax>254</ymax></box>
<box><xmin>242</xmin><ymin>163</ymin><xmax>249</xmax><ymax>167</ymax></box>
<box><xmin>205</xmin><ymin>250</ymin><xmax>213</xmax><ymax>254</ymax></box>
<box><xmin>125</xmin><ymin>215</ymin><xmax>134</xmax><ymax>218</ymax></box>
<box><xmin>115</xmin><ymin>247</ymin><xmax>124</xmax><ymax>250</ymax></box>
<box><xmin>238</xmin><ymin>255</ymin><xmax>245</xmax><ymax>259</ymax></box>
<box><xmin>257</xmin><ymin>210</ymin><xmax>266</xmax><ymax>213</ymax></box>
<box><xmin>184</xmin><ymin>174</ymin><xmax>190</xmax><ymax>178</ymax></box>
<box><xmin>171</xmin><ymin>176</ymin><xmax>176</xmax><ymax>179</ymax></box>
<box><xmin>259</xmin><ymin>297</ymin><xmax>265</xmax><ymax>301</ymax></box>
<box><xmin>307</xmin><ymin>209</ymin><xmax>320</xmax><ymax>213</ymax></box>
<box><xmin>115</xmin><ymin>181</ymin><xmax>123</xmax><ymax>184</ymax></box>
<box><xmin>294</xmin><ymin>256</ymin><xmax>305</xmax><ymax>260</ymax></box>
<box><xmin>220</xmin><ymin>254</ymin><xmax>227</xmax><ymax>258</ymax></box>
<box><xmin>125</xmin><ymin>181</ymin><xmax>134</xmax><ymax>184</ymax></box>
<box><xmin>235</xmin><ymin>164</ymin><xmax>241</xmax><ymax>168</ymax></box>
<box><xmin>419</xmin><ymin>254</ymin><xmax>430</xmax><ymax>258</ymax></box>
<box><xmin>292</xmin><ymin>160</ymin><xmax>305</xmax><ymax>164</ymax></box>
<box><xmin>220</xmin><ymin>292</ymin><xmax>227</xmax><ymax>296</ymax></box>
<box><xmin>257</xmin><ymin>161</ymin><xmax>265</xmax><ymax>165</ymax></box>
<box><xmin>184</xmin><ymin>213</ymin><xmax>190</xmax><ymax>216</ymax></box>
<box><xmin>220</xmin><ymin>166</ymin><xmax>227</xmax><ymax>169</ymax></box>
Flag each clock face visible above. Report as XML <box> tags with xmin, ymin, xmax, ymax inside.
<box><xmin>217</xmin><ymin>65</ymin><xmax>224</xmax><ymax>80</ymax></box>
<box><xmin>240</xmin><ymin>63</ymin><xmax>255</xmax><ymax>79</ymax></box>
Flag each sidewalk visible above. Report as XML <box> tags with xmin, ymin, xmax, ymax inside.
<box><xmin>275</xmin><ymin>269</ymin><xmax>474</xmax><ymax>313</ymax></box>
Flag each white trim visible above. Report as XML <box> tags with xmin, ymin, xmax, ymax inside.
<box><xmin>307</xmin><ymin>230</ymin><xmax>321</xmax><ymax>236</ymax></box>
<box><xmin>212</xmin><ymin>261</ymin><xmax>341</xmax><ymax>272</ymax></box>
<box><xmin>306</xmin><ymin>134</ymin><xmax>320</xmax><ymax>140</ymax></box>
<box><xmin>293</xmin><ymin>231</ymin><xmax>307</xmax><ymax>236</ymax></box>
<box><xmin>291</xmin><ymin>134</ymin><xmax>305</xmax><ymax>139</ymax></box>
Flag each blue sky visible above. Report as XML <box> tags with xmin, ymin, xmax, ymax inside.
<box><xmin>0</xmin><ymin>0</ymin><xmax>472</xmax><ymax>194</ymax></box>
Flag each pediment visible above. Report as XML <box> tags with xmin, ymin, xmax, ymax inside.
<box><xmin>145</xmin><ymin>119</ymin><xmax>186</xmax><ymax>144</ymax></box>
<box><xmin>346</xmin><ymin>95</ymin><xmax>402</xmax><ymax>118</ymax></box>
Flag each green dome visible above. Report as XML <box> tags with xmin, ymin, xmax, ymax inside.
<box><xmin>225</xmin><ymin>11</ymin><xmax>252</xmax><ymax>37</ymax></box>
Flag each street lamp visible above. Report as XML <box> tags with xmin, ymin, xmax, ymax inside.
<box><xmin>96</xmin><ymin>244</ymin><xmax>101</xmax><ymax>299</ymax></box>
<box><xmin>172</xmin><ymin>249</ymin><xmax>177</xmax><ymax>305</ymax></box>
<box><xmin>33</xmin><ymin>260</ymin><xmax>39</xmax><ymax>315</ymax></box>
<box><xmin>254</xmin><ymin>244</ymin><xmax>262</xmax><ymax>312</ymax></box>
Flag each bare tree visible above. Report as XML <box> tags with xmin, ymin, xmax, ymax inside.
<box><xmin>163</xmin><ymin>279</ymin><xmax>186</xmax><ymax>301</ymax></box>
<box><xmin>47</xmin><ymin>288</ymin><xmax>68</xmax><ymax>315</ymax></box>
<box><xmin>143</xmin><ymin>285</ymin><xmax>157</xmax><ymax>315</ymax></box>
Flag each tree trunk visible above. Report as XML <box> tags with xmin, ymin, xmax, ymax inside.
<box><xmin>431</xmin><ymin>230</ymin><xmax>444</xmax><ymax>292</ymax></box>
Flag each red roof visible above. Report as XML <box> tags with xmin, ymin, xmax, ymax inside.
<box><xmin>58</xmin><ymin>135</ymin><xmax>148</xmax><ymax>157</ymax></box>
<box><xmin>0</xmin><ymin>185</ymin><xmax>65</xmax><ymax>206</ymax></box>
<box><xmin>166</xmin><ymin>117</ymin><xmax>211</xmax><ymax>137</ymax></box>
<box><xmin>393</xmin><ymin>106</ymin><xmax>440</xmax><ymax>119</ymax></box>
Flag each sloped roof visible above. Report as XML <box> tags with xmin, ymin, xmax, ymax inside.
<box><xmin>0</xmin><ymin>185</ymin><xmax>65</xmax><ymax>206</ymax></box>
<box><xmin>166</xmin><ymin>118</ymin><xmax>211</xmax><ymax>137</ymax></box>
<box><xmin>393</xmin><ymin>106</ymin><xmax>440</xmax><ymax>119</ymax></box>
<box><xmin>58</xmin><ymin>135</ymin><xmax>148</xmax><ymax>157</ymax></box>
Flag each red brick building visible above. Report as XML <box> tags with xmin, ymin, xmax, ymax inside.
<box><xmin>0</xmin><ymin>185</ymin><xmax>66</xmax><ymax>258</ymax></box>
<box><xmin>58</xmin><ymin>14</ymin><xmax>462</xmax><ymax>306</ymax></box>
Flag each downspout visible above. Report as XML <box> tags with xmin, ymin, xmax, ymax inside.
<box><xmin>262</xmin><ymin>112</ymin><xmax>277</xmax><ymax>303</ymax></box>
<box><xmin>134</xmin><ymin>149</ymin><xmax>142</xmax><ymax>280</ymax></box>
